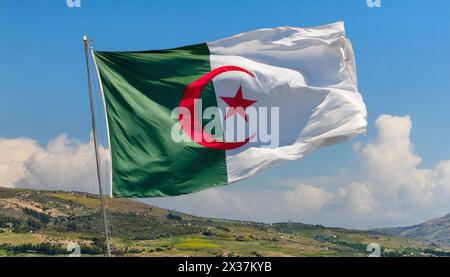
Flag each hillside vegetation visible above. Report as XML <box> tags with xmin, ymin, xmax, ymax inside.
<box><xmin>0</xmin><ymin>188</ymin><xmax>448</xmax><ymax>257</ymax></box>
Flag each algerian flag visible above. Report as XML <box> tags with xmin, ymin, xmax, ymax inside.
<box><xmin>93</xmin><ymin>22</ymin><xmax>367</xmax><ymax>198</ymax></box>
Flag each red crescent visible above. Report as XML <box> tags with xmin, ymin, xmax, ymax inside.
<box><xmin>179</xmin><ymin>66</ymin><xmax>256</xmax><ymax>150</ymax></box>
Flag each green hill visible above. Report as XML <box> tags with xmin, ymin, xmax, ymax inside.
<box><xmin>0</xmin><ymin>187</ymin><xmax>448</xmax><ymax>257</ymax></box>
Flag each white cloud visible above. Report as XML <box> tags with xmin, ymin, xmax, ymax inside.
<box><xmin>361</xmin><ymin>115</ymin><xmax>422</xmax><ymax>186</ymax></box>
<box><xmin>0</xmin><ymin>133</ymin><xmax>109</xmax><ymax>194</ymax></box>
<box><xmin>285</xmin><ymin>184</ymin><xmax>332</xmax><ymax>213</ymax></box>
<box><xmin>335</xmin><ymin>182</ymin><xmax>378</xmax><ymax>214</ymax></box>
<box><xmin>0</xmin><ymin>137</ymin><xmax>40</xmax><ymax>187</ymax></box>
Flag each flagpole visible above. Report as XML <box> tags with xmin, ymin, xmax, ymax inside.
<box><xmin>83</xmin><ymin>35</ymin><xmax>112</xmax><ymax>257</ymax></box>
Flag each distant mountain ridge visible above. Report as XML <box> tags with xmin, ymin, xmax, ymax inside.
<box><xmin>374</xmin><ymin>214</ymin><xmax>450</xmax><ymax>246</ymax></box>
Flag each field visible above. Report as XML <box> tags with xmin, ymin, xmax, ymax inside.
<box><xmin>0</xmin><ymin>187</ymin><xmax>448</xmax><ymax>257</ymax></box>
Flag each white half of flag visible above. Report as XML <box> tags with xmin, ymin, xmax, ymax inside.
<box><xmin>206</xmin><ymin>21</ymin><xmax>367</xmax><ymax>183</ymax></box>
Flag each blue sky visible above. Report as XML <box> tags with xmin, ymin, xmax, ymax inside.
<box><xmin>1</xmin><ymin>0</ymin><xmax>450</xmax><ymax>227</ymax></box>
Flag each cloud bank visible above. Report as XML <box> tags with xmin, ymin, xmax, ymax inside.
<box><xmin>0</xmin><ymin>134</ymin><xmax>109</xmax><ymax>194</ymax></box>
<box><xmin>146</xmin><ymin>115</ymin><xmax>450</xmax><ymax>228</ymax></box>
<box><xmin>1</xmin><ymin>115</ymin><xmax>449</xmax><ymax>229</ymax></box>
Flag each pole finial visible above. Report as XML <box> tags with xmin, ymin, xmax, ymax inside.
<box><xmin>83</xmin><ymin>35</ymin><xmax>89</xmax><ymax>42</ymax></box>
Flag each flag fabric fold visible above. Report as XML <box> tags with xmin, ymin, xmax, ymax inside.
<box><xmin>93</xmin><ymin>21</ymin><xmax>367</xmax><ymax>198</ymax></box>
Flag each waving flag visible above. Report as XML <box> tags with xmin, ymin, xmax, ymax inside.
<box><xmin>93</xmin><ymin>22</ymin><xmax>367</xmax><ymax>198</ymax></box>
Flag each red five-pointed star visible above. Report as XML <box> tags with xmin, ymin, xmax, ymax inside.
<box><xmin>220</xmin><ymin>85</ymin><xmax>257</xmax><ymax>121</ymax></box>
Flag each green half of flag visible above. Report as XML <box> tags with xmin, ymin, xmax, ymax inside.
<box><xmin>94</xmin><ymin>44</ymin><xmax>228</xmax><ymax>198</ymax></box>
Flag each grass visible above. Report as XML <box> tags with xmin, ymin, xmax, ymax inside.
<box><xmin>0</xmin><ymin>232</ymin><xmax>42</xmax><ymax>245</ymax></box>
<box><xmin>175</xmin><ymin>238</ymin><xmax>220</xmax><ymax>249</ymax></box>
<box><xmin>109</xmin><ymin>227</ymin><xmax>445</xmax><ymax>257</ymax></box>
<box><xmin>48</xmin><ymin>193</ymin><xmax>101</xmax><ymax>209</ymax></box>
<box><xmin>1</xmin><ymin>188</ymin><xmax>449</xmax><ymax>257</ymax></box>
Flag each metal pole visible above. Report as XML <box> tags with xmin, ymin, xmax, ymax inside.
<box><xmin>83</xmin><ymin>35</ymin><xmax>112</xmax><ymax>257</ymax></box>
